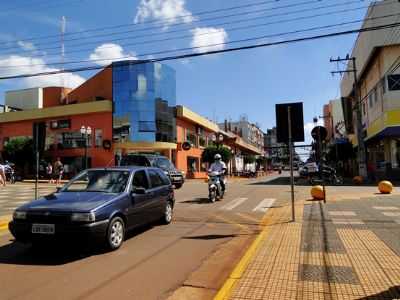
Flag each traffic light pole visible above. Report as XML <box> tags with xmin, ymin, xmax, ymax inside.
<box><xmin>34</xmin><ymin>123</ymin><xmax>39</xmax><ymax>200</ymax></box>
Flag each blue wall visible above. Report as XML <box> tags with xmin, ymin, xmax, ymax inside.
<box><xmin>112</xmin><ymin>61</ymin><xmax>176</xmax><ymax>143</ymax></box>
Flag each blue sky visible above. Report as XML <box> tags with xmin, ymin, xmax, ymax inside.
<box><xmin>0</xmin><ymin>0</ymin><xmax>373</xmax><ymax>143</ymax></box>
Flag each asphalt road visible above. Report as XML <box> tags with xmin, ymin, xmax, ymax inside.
<box><xmin>0</xmin><ymin>176</ymin><xmax>295</xmax><ymax>300</ymax></box>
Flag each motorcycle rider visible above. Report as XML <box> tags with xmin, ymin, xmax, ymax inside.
<box><xmin>208</xmin><ymin>154</ymin><xmax>227</xmax><ymax>192</ymax></box>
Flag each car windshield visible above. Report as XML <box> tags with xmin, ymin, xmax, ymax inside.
<box><xmin>63</xmin><ymin>170</ymin><xmax>130</xmax><ymax>193</ymax></box>
<box><xmin>154</xmin><ymin>158</ymin><xmax>174</xmax><ymax>170</ymax></box>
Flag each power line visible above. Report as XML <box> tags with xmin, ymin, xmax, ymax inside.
<box><xmin>1</xmin><ymin>0</ymin><xmax>384</xmax><ymax>56</ymax></box>
<box><xmin>0</xmin><ymin>0</ymin><xmax>369</xmax><ymax>49</ymax></box>
<box><xmin>2</xmin><ymin>19</ymin><xmax>400</xmax><ymax>81</ymax></box>
<box><xmin>0</xmin><ymin>0</ymin><xmax>85</xmax><ymax>14</ymax></box>
<box><xmin>0</xmin><ymin>0</ymin><xmax>298</xmax><ymax>45</ymax></box>
<box><xmin>2</xmin><ymin>9</ymin><xmax>399</xmax><ymax>70</ymax></box>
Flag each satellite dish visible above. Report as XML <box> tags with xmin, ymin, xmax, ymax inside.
<box><xmin>182</xmin><ymin>141</ymin><xmax>192</xmax><ymax>151</ymax></box>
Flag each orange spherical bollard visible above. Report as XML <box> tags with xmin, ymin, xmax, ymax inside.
<box><xmin>378</xmin><ymin>180</ymin><xmax>393</xmax><ymax>194</ymax></box>
<box><xmin>353</xmin><ymin>176</ymin><xmax>363</xmax><ymax>185</ymax></box>
<box><xmin>311</xmin><ymin>185</ymin><xmax>325</xmax><ymax>200</ymax></box>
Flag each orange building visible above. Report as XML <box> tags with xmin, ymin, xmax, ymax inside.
<box><xmin>175</xmin><ymin>105</ymin><xmax>220</xmax><ymax>178</ymax></box>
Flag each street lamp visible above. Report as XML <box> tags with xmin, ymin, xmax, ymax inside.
<box><xmin>80</xmin><ymin>126</ymin><xmax>92</xmax><ymax>170</ymax></box>
<box><xmin>212</xmin><ymin>133</ymin><xmax>224</xmax><ymax>148</ymax></box>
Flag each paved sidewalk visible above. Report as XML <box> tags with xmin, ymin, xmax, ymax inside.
<box><xmin>223</xmin><ymin>191</ymin><xmax>400</xmax><ymax>300</ymax></box>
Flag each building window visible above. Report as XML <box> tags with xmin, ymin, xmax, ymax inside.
<box><xmin>199</xmin><ymin>136</ymin><xmax>206</xmax><ymax>147</ymax></box>
<box><xmin>369</xmin><ymin>93</ymin><xmax>373</xmax><ymax>108</ymax></box>
<box><xmin>139</xmin><ymin>121</ymin><xmax>156</xmax><ymax>132</ymax></box>
<box><xmin>95</xmin><ymin>129</ymin><xmax>103</xmax><ymax>147</ymax></box>
<box><xmin>186</xmin><ymin>130</ymin><xmax>198</xmax><ymax>147</ymax></box>
<box><xmin>387</xmin><ymin>74</ymin><xmax>400</xmax><ymax>90</ymax></box>
<box><xmin>381</xmin><ymin>77</ymin><xmax>386</xmax><ymax>94</ymax></box>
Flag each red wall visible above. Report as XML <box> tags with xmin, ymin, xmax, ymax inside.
<box><xmin>0</xmin><ymin>111</ymin><xmax>114</xmax><ymax>168</ymax></box>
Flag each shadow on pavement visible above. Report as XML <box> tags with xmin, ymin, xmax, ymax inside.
<box><xmin>356</xmin><ymin>286</ymin><xmax>400</xmax><ymax>299</ymax></box>
<box><xmin>181</xmin><ymin>197</ymin><xmax>210</xmax><ymax>204</ymax></box>
<box><xmin>249</xmin><ymin>176</ymin><xmax>385</xmax><ymax>187</ymax></box>
<box><xmin>0</xmin><ymin>224</ymin><xmax>154</xmax><ymax>266</ymax></box>
<box><xmin>183</xmin><ymin>234</ymin><xmax>237</xmax><ymax>240</ymax></box>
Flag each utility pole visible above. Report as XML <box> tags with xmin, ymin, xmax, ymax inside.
<box><xmin>330</xmin><ymin>56</ymin><xmax>367</xmax><ymax>177</ymax></box>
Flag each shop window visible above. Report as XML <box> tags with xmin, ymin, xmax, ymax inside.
<box><xmin>57</xmin><ymin>131</ymin><xmax>91</xmax><ymax>149</ymax></box>
<box><xmin>388</xmin><ymin>74</ymin><xmax>400</xmax><ymax>90</ymax></box>
<box><xmin>187</xmin><ymin>157</ymin><xmax>198</xmax><ymax>173</ymax></box>
<box><xmin>95</xmin><ymin>129</ymin><xmax>103</xmax><ymax>147</ymax></box>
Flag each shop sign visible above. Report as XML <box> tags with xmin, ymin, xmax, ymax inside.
<box><xmin>50</xmin><ymin>119</ymin><xmax>71</xmax><ymax>130</ymax></box>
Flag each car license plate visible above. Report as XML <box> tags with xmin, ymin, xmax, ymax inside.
<box><xmin>32</xmin><ymin>224</ymin><xmax>55</xmax><ymax>234</ymax></box>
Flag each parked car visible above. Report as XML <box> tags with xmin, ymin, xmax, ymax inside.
<box><xmin>119</xmin><ymin>154</ymin><xmax>185</xmax><ymax>189</ymax></box>
<box><xmin>9</xmin><ymin>167</ymin><xmax>175</xmax><ymax>251</ymax></box>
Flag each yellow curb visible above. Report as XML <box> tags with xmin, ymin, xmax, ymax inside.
<box><xmin>214</xmin><ymin>227</ymin><xmax>268</xmax><ymax>300</ymax></box>
<box><xmin>0</xmin><ymin>215</ymin><xmax>12</xmax><ymax>232</ymax></box>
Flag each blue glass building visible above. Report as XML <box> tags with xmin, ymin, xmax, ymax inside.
<box><xmin>112</xmin><ymin>61</ymin><xmax>176</xmax><ymax>144</ymax></box>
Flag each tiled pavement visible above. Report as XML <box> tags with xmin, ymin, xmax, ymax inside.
<box><xmin>228</xmin><ymin>193</ymin><xmax>400</xmax><ymax>300</ymax></box>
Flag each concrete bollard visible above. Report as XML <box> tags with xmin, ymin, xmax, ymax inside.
<box><xmin>353</xmin><ymin>176</ymin><xmax>363</xmax><ymax>185</ymax></box>
<box><xmin>311</xmin><ymin>185</ymin><xmax>324</xmax><ymax>200</ymax></box>
<box><xmin>378</xmin><ymin>180</ymin><xmax>393</xmax><ymax>194</ymax></box>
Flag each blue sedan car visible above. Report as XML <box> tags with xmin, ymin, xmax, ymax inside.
<box><xmin>9</xmin><ymin>167</ymin><xmax>175</xmax><ymax>250</ymax></box>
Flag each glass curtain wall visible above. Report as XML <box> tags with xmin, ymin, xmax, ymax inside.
<box><xmin>112</xmin><ymin>61</ymin><xmax>176</xmax><ymax>144</ymax></box>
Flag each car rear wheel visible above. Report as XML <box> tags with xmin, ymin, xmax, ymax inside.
<box><xmin>161</xmin><ymin>201</ymin><xmax>173</xmax><ymax>225</ymax></box>
<box><xmin>106</xmin><ymin>217</ymin><xmax>125</xmax><ymax>250</ymax></box>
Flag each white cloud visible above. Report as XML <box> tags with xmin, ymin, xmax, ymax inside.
<box><xmin>89</xmin><ymin>43</ymin><xmax>137</xmax><ymax>66</ymax></box>
<box><xmin>134</xmin><ymin>0</ymin><xmax>193</xmax><ymax>27</ymax></box>
<box><xmin>17</xmin><ymin>41</ymin><xmax>35</xmax><ymax>51</ymax></box>
<box><xmin>0</xmin><ymin>55</ymin><xmax>85</xmax><ymax>89</ymax></box>
<box><xmin>190</xmin><ymin>27</ymin><xmax>228</xmax><ymax>54</ymax></box>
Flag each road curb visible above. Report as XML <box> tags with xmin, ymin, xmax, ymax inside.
<box><xmin>213</xmin><ymin>227</ymin><xmax>268</xmax><ymax>300</ymax></box>
<box><xmin>0</xmin><ymin>215</ymin><xmax>12</xmax><ymax>232</ymax></box>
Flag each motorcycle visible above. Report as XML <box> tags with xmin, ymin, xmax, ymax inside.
<box><xmin>309</xmin><ymin>164</ymin><xmax>343</xmax><ymax>185</ymax></box>
<box><xmin>207</xmin><ymin>171</ymin><xmax>225</xmax><ymax>202</ymax></box>
<box><xmin>4</xmin><ymin>162</ymin><xmax>16</xmax><ymax>184</ymax></box>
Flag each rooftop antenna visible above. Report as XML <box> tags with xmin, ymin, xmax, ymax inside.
<box><xmin>61</xmin><ymin>16</ymin><xmax>67</xmax><ymax>104</ymax></box>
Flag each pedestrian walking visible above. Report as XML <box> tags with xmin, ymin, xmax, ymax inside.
<box><xmin>46</xmin><ymin>162</ymin><xmax>53</xmax><ymax>184</ymax></box>
<box><xmin>0</xmin><ymin>159</ymin><xmax>6</xmax><ymax>187</ymax></box>
<box><xmin>54</xmin><ymin>157</ymin><xmax>64</xmax><ymax>185</ymax></box>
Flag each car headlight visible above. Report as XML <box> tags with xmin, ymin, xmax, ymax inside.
<box><xmin>13</xmin><ymin>211</ymin><xmax>27</xmax><ymax>220</ymax></box>
<box><xmin>71</xmin><ymin>212</ymin><xmax>95</xmax><ymax>222</ymax></box>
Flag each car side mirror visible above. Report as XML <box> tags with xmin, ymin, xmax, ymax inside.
<box><xmin>56</xmin><ymin>187</ymin><xmax>62</xmax><ymax>193</ymax></box>
<box><xmin>133</xmin><ymin>187</ymin><xmax>146</xmax><ymax>194</ymax></box>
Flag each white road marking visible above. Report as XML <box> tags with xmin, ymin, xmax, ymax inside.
<box><xmin>220</xmin><ymin>198</ymin><xmax>248</xmax><ymax>211</ymax></box>
<box><xmin>332</xmin><ymin>219</ymin><xmax>364</xmax><ymax>225</ymax></box>
<box><xmin>373</xmin><ymin>206</ymin><xmax>399</xmax><ymax>210</ymax></box>
<box><xmin>252</xmin><ymin>198</ymin><xmax>276</xmax><ymax>213</ymax></box>
<box><xmin>383</xmin><ymin>212</ymin><xmax>400</xmax><ymax>217</ymax></box>
<box><xmin>329</xmin><ymin>211</ymin><xmax>356</xmax><ymax>216</ymax></box>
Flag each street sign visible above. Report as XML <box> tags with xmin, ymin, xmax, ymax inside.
<box><xmin>275</xmin><ymin>102</ymin><xmax>305</xmax><ymax>143</ymax></box>
<box><xmin>311</xmin><ymin>126</ymin><xmax>327</xmax><ymax>141</ymax></box>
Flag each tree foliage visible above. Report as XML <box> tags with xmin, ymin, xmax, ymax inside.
<box><xmin>201</xmin><ymin>145</ymin><xmax>232</xmax><ymax>164</ymax></box>
<box><xmin>2</xmin><ymin>137</ymin><xmax>33</xmax><ymax>167</ymax></box>
<box><xmin>244</xmin><ymin>155</ymin><xmax>256</xmax><ymax>164</ymax></box>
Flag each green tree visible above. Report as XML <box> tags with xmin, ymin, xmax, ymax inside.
<box><xmin>201</xmin><ymin>145</ymin><xmax>232</xmax><ymax>164</ymax></box>
<box><xmin>244</xmin><ymin>155</ymin><xmax>256</xmax><ymax>164</ymax></box>
<box><xmin>2</xmin><ymin>137</ymin><xmax>34</xmax><ymax>168</ymax></box>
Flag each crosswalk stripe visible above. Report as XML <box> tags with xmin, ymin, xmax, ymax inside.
<box><xmin>220</xmin><ymin>198</ymin><xmax>248</xmax><ymax>211</ymax></box>
<box><xmin>253</xmin><ymin>198</ymin><xmax>276</xmax><ymax>213</ymax></box>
